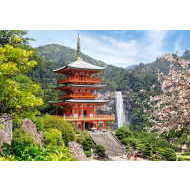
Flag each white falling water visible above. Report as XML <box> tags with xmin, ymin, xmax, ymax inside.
<box><xmin>115</xmin><ymin>91</ymin><xmax>126</xmax><ymax>128</ymax></box>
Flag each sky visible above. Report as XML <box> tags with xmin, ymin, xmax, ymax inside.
<box><xmin>27</xmin><ymin>30</ymin><xmax>190</xmax><ymax>67</ymax></box>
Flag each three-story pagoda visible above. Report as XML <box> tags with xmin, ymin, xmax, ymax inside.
<box><xmin>51</xmin><ymin>35</ymin><xmax>115</xmax><ymax>130</ymax></box>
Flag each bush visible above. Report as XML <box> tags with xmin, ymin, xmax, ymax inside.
<box><xmin>13</xmin><ymin>128</ymin><xmax>37</xmax><ymax>145</ymax></box>
<box><xmin>94</xmin><ymin>144</ymin><xmax>106</xmax><ymax>158</ymax></box>
<box><xmin>181</xmin><ymin>152</ymin><xmax>190</xmax><ymax>156</ymax></box>
<box><xmin>115</xmin><ymin>126</ymin><xmax>133</xmax><ymax>140</ymax></box>
<box><xmin>43</xmin><ymin>115</ymin><xmax>75</xmax><ymax>146</ymax></box>
<box><xmin>43</xmin><ymin>128</ymin><xmax>63</xmax><ymax>146</ymax></box>
<box><xmin>32</xmin><ymin>116</ymin><xmax>45</xmax><ymax>131</ymax></box>
<box><xmin>82</xmin><ymin>137</ymin><xmax>94</xmax><ymax>151</ymax></box>
<box><xmin>84</xmin><ymin>151</ymin><xmax>92</xmax><ymax>157</ymax></box>
<box><xmin>1</xmin><ymin>142</ymin><xmax>75</xmax><ymax>161</ymax></box>
<box><xmin>158</xmin><ymin>148</ymin><xmax>176</xmax><ymax>161</ymax></box>
<box><xmin>121</xmin><ymin>137</ymin><xmax>139</xmax><ymax>148</ymax></box>
<box><xmin>75</xmin><ymin>130</ymin><xmax>89</xmax><ymax>144</ymax></box>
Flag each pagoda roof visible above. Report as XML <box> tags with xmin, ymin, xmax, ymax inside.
<box><xmin>58</xmin><ymin>84</ymin><xmax>106</xmax><ymax>88</ymax></box>
<box><xmin>53</xmin><ymin>58</ymin><xmax>105</xmax><ymax>72</ymax></box>
<box><xmin>49</xmin><ymin>99</ymin><xmax>109</xmax><ymax>104</ymax></box>
<box><xmin>65</xmin><ymin>99</ymin><xmax>109</xmax><ymax>103</ymax></box>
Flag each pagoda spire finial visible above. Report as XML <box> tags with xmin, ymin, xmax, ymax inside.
<box><xmin>76</xmin><ymin>34</ymin><xmax>81</xmax><ymax>60</ymax></box>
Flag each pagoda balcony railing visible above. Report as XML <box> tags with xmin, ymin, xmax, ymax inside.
<box><xmin>52</xmin><ymin>115</ymin><xmax>115</xmax><ymax>121</ymax></box>
<box><xmin>57</xmin><ymin>77</ymin><xmax>101</xmax><ymax>84</ymax></box>
<box><xmin>60</xmin><ymin>94</ymin><xmax>97</xmax><ymax>99</ymax></box>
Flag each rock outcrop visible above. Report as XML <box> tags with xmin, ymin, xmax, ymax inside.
<box><xmin>21</xmin><ymin>119</ymin><xmax>43</xmax><ymax>145</ymax></box>
<box><xmin>68</xmin><ymin>141</ymin><xmax>87</xmax><ymax>161</ymax></box>
<box><xmin>0</xmin><ymin>114</ymin><xmax>12</xmax><ymax>148</ymax></box>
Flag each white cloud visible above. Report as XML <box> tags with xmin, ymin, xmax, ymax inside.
<box><xmin>79</xmin><ymin>30</ymin><xmax>169</xmax><ymax>67</ymax></box>
<box><xmin>30</xmin><ymin>30</ymin><xmax>182</xmax><ymax>67</ymax></box>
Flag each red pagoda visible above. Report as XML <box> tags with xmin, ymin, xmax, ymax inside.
<box><xmin>51</xmin><ymin>35</ymin><xmax>115</xmax><ymax>130</ymax></box>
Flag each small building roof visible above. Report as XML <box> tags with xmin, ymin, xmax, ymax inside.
<box><xmin>53</xmin><ymin>58</ymin><xmax>105</xmax><ymax>72</ymax></box>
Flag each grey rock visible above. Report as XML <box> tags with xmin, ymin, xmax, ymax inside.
<box><xmin>68</xmin><ymin>141</ymin><xmax>87</xmax><ymax>161</ymax></box>
<box><xmin>0</xmin><ymin>114</ymin><xmax>12</xmax><ymax>147</ymax></box>
<box><xmin>21</xmin><ymin>119</ymin><xmax>43</xmax><ymax>145</ymax></box>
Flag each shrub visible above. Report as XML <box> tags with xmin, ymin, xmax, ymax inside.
<box><xmin>13</xmin><ymin>128</ymin><xmax>37</xmax><ymax>145</ymax></box>
<box><xmin>181</xmin><ymin>152</ymin><xmax>190</xmax><ymax>156</ymax></box>
<box><xmin>115</xmin><ymin>126</ymin><xmax>133</xmax><ymax>140</ymax></box>
<box><xmin>177</xmin><ymin>157</ymin><xmax>185</xmax><ymax>161</ymax></box>
<box><xmin>158</xmin><ymin>147</ymin><xmax>176</xmax><ymax>161</ymax></box>
<box><xmin>94</xmin><ymin>144</ymin><xmax>106</xmax><ymax>158</ymax></box>
<box><xmin>32</xmin><ymin>116</ymin><xmax>45</xmax><ymax>131</ymax></box>
<box><xmin>121</xmin><ymin>137</ymin><xmax>139</xmax><ymax>148</ymax></box>
<box><xmin>84</xmin><ymin>151</ymin><xmax>92</xmax><ymax>157</ymax></box>
<box><xmin>43</xmin><ymin>128</ymin><xmax>63</xmax><ymax>146</ymax></box>
<box><xmin>75</xmin><ymin>130</ymin><xmax>89</xmax><ymax>144</ymax></box>
<box><xmin>43</xmin><ymin>115</ymin><xmax>75</xmax><ymax>146</ymax></box>
<box><xmin>82</xmin><ymin>137</ymin><xmax>94</xmax><ymax>151</ymax></box>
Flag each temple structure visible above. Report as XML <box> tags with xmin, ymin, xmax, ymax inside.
<box><xmin>50</xmin><ymin>35</ymin><xmax>115</xmax><ymax>130</ymax></box>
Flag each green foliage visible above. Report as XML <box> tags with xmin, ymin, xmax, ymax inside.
<box><xmin>1</xmin><ymin>126</ymin><xmax>74</xmax><ymax>161</ymax></box>
<box><xmin>0</xmin><ymin>30</ymin><xmax>30</xmax><ymax>47</ymax></box>
<box><xmin>13</xmin><ymin>128</ymin><xmax>37</xmax><ymax>145</ymax></box>
<box><xmin>84</xmin><ymin>151</ymin><xmax>92</xmax><ymax>157</ymax></box>
<box><xmin>0</xmin><ymin>155</ymin><xmax>16</xmax><ymax>161</ymax></box>
<box><xmin>81</xmin><ymin>137</ymin><xmax>94</xmax><ymax>151</ymax></box>
<box><xmin>116</xmin><ymin>126</ymin><xmax>177</xmax><ymax>160</ymax></box>
<box><xmin>157</xmin><ymin>148</ymin><xmax>176</xmax><ymax>161</ymax></box>
<box><xmin>181</xmin><ymin>152</ymin><xmax>190</xmax><ymax>156</ymax></box>
<box><xmin>75</xmin><ymin>130</ymin><xmax>89</xmax><ymax>144</ymax></box>
<box><xmin>43</xmin><ymin>115</ymin><xmax>75</xmax><ymax>146</ymax></box>
<box><xmin>43</xmin><ymin>128</ymin><xmax>63</xmax><ymax>146</ymax></box>
<box><xmin>1</xmin><ymin>143</ymin><xmax>74</xmax><ymax>161</ymax></box>
<box><xmin>0</xmin><ymin>43</ymin><xmax>43</xmax><ymax>118</ymax></box>
<box><xmin>94</xmin><ymin>144</ymin><xmax>106</xmax><ymax>158</ymax></box>
<box><xmin>115</xmin><ymin>126</ymin><xmax>133</xmax><ymax>140</ymax></box>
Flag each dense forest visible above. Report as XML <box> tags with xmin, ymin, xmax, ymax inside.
<box><xmin>1</xmin><ymin>30</ymin><xmax>190</xmax><ymax>161</ymax></box>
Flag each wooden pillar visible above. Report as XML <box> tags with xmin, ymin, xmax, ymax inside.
<box><xmin>103</xmin><ymin>121</ymin><xmax>106</xmax><ymax>129</ymax></box>
<box><xmin>96</xmin><ymin>121</ymin><xmax>99</xmax><ymax>130</ymax></box>
<box><xmin>82</xmin><ymin>122</ymin><xmax>85</xmax><ymax>130</ymax></box>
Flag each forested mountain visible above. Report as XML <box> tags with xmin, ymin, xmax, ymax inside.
<box><xmin>32</xmin><ymin>43</ymin><xmax>166</xmax><ymax>91</ymax></box>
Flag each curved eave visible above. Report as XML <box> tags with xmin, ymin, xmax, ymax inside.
<box><xmin>49</xmin><ymin>99</ymin><xmax>109</xmax><ymax>105</ymax></box>
<box><xmin>53</xmin><ymin>66</ymin><xmax>104</xmax><ymax>73</ymax></box>
<box><xmin>60</xmin><ymin>84</ymin><xmax>106</xmax><ymax>87</ymax></box>
<box><xmin>65</xmin><ymin>99</ymin><xmax>109</xmax><ymax>103</ymax></box>
<box><xmin>53</xmin><ymin>59</ymin><xmax>105</xmax><ymax>73</ymax></box>
<box><xmin>56</xmin><ymin>84</ymin><xmax>106</xmax><ymax>90</ymax></box>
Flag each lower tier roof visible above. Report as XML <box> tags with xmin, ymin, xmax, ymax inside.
<box><xmin>49</xmin><ymin>99</ymin><xmax>109</xmax><ymax>104</ymax></box>
<box><xmin>66</xmin><ymin>99</ymin><xmax>109</xmax><ymax>103</ymax></box>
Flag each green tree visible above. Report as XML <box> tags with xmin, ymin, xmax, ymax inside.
<box><xmin>0</xmin><ymin>44</ymin><xmax>43</xmax><ymax>118</ymax></box>
<box><xmin>0</xmin><ymin>30</ymin><xmax>31</xmax><ymax>47</ymax></box>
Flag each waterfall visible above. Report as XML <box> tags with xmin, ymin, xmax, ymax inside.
<box><xmin>115</xmin><ymin>91</ymin><xmax>126</xmax><ymax>128</ymax></box>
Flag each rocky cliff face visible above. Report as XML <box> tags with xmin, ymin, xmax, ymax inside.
<box><xmin>21</xmin><ymin>119</ymin><xmax>43</xmax><ymax>145</ymax></box>
<box><xmin>0</xmin><ymin>114</ymin><xmax>12</xmax><ymax>148</ymax></box>
<box><xmin>68</xmin><ymin>141</ymin><xmax>87</xmax><ymax>161</ymax></box>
